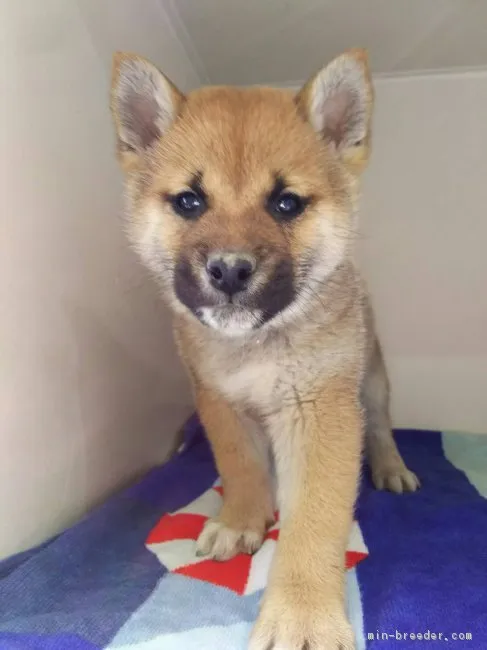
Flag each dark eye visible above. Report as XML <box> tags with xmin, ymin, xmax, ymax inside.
<box><xmin>268</xmin><ymin>192</ymin><xmax>306</xmax><ymax>221</ymax></box>
<box><xmin>171</xmin><ymin>191</ymin><xmax>206</xmax><ymax>219</ymax></box>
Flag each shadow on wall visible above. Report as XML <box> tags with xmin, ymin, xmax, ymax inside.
<box><xmin>67</xmin><ymin>301</ymin><xmax>190</xmax><ymax>498</ymax></box>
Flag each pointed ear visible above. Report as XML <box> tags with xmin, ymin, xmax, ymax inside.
<box><xmin>296</xmin><ymin>49</ymin><xmax>374</xmax><ymax>175</ymax></box>
<box><xmin>110</xmin><ymin>52</ymin><xmax>185</xmax><ymax>171</ymax></box>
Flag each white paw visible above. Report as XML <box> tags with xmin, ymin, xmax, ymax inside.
<box><xmin>196</xmin><ymin>519</ymin><xmax>264</xmax><ymax>561</ymax></box>
<box><xmin>249</xmin><ymin>590</ymin><xmax>355</xmax><ymax>650</ymax></box>
<box><xmin>372</xmin><ymin>462</ymin><xmax>420</xmax><ymax>493</ymax></box>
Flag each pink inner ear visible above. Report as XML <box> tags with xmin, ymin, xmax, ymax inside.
<box><xmin>321</xmin><ymin>87</ymin><xmax>355</xmax><ymax>147</ymax></box>
<box><xmin>121</xmin><ymin>91</ymin><xmax>161</xmax><ymax>150</ymax></box>
<box><xmin>319</xmin><ymin>82</ymin><xmax>366</xmax><ymax>150</ymax></box>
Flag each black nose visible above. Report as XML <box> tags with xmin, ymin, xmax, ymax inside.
<box><xmin>206</xmin><ymin>255</ymin><xmax>255</xmax><ymax>295</ymax></box>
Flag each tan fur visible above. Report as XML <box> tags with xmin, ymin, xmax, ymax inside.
<box><xmin>193</xmin><ymin>381</ymin><xmax>275</xmax><ymax>559</ymax></box>
<box><xmin>110</xmin><ymin>49</ymin><xmax>418</xmax><ymax>650</ymax></box>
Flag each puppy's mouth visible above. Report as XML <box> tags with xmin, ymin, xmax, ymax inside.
<box><xmin>195</xmin><ymin>304</ymin><xmax>262</xmax><ymax>336</ymax></box>
<box><xmin>173</xmin><ymin>257</ymin><xmax>296</xmax><ymax>335</ymax></box>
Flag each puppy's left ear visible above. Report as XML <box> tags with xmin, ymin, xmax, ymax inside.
<box><xmin>110</xmin><ymin>52</ymin><xmax>185</xmax><ymax>173</ymax></box>
<box><xmin>296</xmin><ymin>49</ymin><xmax>374</xmax><ymax>175</ymax></box>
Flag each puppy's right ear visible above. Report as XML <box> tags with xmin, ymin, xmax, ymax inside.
<box><xmin>110</xmin><ymin>52</ymin><xmax>185</xmax><ymax>172</ymax></box>
<box><xmin>296</xmin><ymin>49</ymin><xmax>374</xmax><ymax>176</ymax></box>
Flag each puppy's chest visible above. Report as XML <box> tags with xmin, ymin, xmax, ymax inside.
<box><xmin>216</xmin><ymin>358</ymin><xmax>279</xmax><ymax>406</ymax></box>
<box><xmin>201</xmin><ymin>343</ymin><xmax>317</xmax><ymax>408</ymax></box>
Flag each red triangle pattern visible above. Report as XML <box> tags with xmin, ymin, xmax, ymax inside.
<box><xmin>345</xmin><ymin>550</ymin><xmax>369</xmax><ymax>569</ymax></box>
<box><xmin>146</xmin><ymin>513</ymin><xmax>208</xmax><ymax>544</ymax></box>
<box><xmin>265</xmin><ymin>529</ymin><xmax>279</xmax><ymax>542</ymax></box>
<box><xmin>175</xmin><ymin>553</ymin><xmax>253</xmax><ymax>595</ymax></box>
<box><xmin>147</xmin><ymin>487</ymin><xmax>368</xmax><ymax>595</ymax></box>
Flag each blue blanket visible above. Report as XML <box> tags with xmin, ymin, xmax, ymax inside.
<box><xmin>1</xmin><ymin>417</ymin><xmax>485</xmax><ymax>649</ymax></box>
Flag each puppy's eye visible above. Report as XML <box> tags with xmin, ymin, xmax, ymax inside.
<box><xmin>268</xmin><ymin>192</ymin><xmax>306</xmax><ymax>221</ymax></box>
<box><xmin>171</xmin><ymin>191</ymin><xmax>206</xmax><ymax>219</ymax></box>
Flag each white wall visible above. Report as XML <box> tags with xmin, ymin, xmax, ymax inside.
<box><xmin>0</xmin><ymin>0</ymin><xmax>198</xmax><ymax>560</ymax></box>
<box><xmin>360</xmin><ymin>71</ymin><xmax>487</xmax><ymax>434</ymax></box>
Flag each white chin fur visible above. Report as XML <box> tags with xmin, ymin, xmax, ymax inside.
<box><xmin>198</xmin><ymin>306</ymin><xmax>261</xmax><ymax>337</ymax></box>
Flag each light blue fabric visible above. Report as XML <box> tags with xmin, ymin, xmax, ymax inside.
<box><xmin>443</xmin><ymin>430</ymin><xmax>487</xmax><ymax>497</ymax></box>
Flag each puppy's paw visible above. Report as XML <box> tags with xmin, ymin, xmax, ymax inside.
<box><xmin>371</xmin><ymin>458</ymin><xmax>420</xmax><ymax>493</ymax></box>
<box><xmin>196</xmin><ymin>518</ymin><xmax>265</xmax><ymax>561</ymax></box>
<box><xmin>249</xmin><ymin>589</ymin><xmax>355</xmax><ymax>650</ymax></box>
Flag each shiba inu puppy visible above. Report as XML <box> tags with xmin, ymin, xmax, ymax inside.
<box><xmin>110</xmin><ymin>48</ymin><xmax>419</xmax><ymax>650</ymax></box>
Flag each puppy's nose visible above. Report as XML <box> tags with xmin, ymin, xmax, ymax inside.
<box><xmin>206</xmin><ymin>253</ymin><xmax>256</xmax><ymax>295</ymax></box>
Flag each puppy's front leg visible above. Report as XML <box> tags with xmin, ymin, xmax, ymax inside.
<box><xmin>250</xmin><ymin>376</ymin><xmax>362</xmax><ymax>650</ymax></box>
<box><xmin>195</xmin><ymin>386</ymin><xmax>274</xmax><ymax>561</ymax></box>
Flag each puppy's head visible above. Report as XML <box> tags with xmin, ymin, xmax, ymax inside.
<box><xmin>110</xmin><ymin>50</ymin><xmax>373</xmax><ymax>336</ymax></box>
